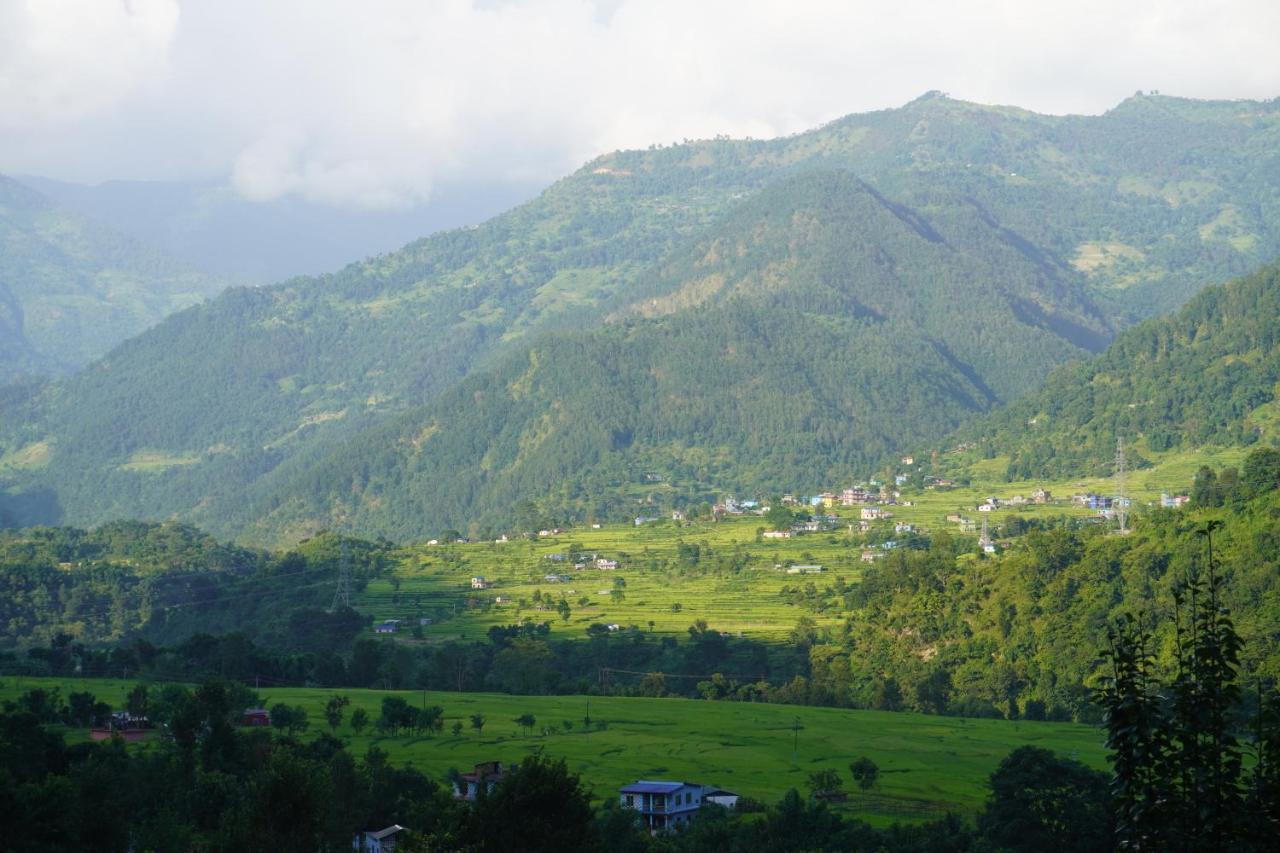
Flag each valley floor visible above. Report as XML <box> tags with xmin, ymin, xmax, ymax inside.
<box><xmin>1</xmin><ymin>676</ymin><xmax>1105</xmax><ymax>822</ymax></box>
<box><xmin>362</xmin><ymin>443</ymin><xmax>1247</xmax><ymax>642</ymax></box>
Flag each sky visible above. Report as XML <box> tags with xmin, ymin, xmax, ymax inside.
<box><xmin>2</xmin><ymin>0</ymin><xmax>1278</xmax><ymax>210</ymax></box>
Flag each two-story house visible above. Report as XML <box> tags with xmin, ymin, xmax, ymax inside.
<box><xmin>619</xmin><ymin>780</ymin><xmax>703</xmax><ymax>832</ymax></box>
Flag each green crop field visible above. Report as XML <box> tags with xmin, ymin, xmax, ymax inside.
<box><xmin>1</xmin><ymin>676</ymin><xmax>1106</xmax><ymax>823</ymax></box>
<box><xmin>353</xmin><ymin>445</ymin><xmax>1234</xmax><ymax>643</ymax></box>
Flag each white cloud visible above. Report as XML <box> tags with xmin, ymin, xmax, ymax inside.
<box><xmin>0</xmin><ymin>0</ymin><xmax>179</xmax><ymax>128</ymax></box>
<box><xmin>1</xmin><ymin>0</ymin><xmax>1277</xmax><ymax>208</ymax></box>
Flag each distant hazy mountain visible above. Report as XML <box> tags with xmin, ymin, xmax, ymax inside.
<box><xmin>18</xmin><ymin>175</ymin><xmax>543</xmax><ymax>283</ymax></box>
<box><xmin>0</xmin><ymin>175</ymin><xmax>225</xmax><ymax>381</ymax></box>
<box><xmin>4</xmin><ymin>92</ymin><xmax>1280</xmax><ymax>543</ymax></box>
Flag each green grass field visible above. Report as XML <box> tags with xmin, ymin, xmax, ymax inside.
<box><xmin>355</xmin><ymin>444</ymin><xmax>1235</xmax><ymax>643</ymax></box>
<box><xmin>1</xmin><ymin>676</ymin><xmax>1106</xmax><ymax>822</ymax></box>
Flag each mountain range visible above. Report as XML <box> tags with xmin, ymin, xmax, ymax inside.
<box><xmin>0</xmin><ymin>175</ymin><xmax>225</xmax><ymax>381</ymax></box>
<box><xmin>3</xmin><ymin>91</ymin><xmax>1280</xmax><ymax>543</ymax></box>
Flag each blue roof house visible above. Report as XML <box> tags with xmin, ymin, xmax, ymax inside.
<box><xmin>619</xmin><ymin>780</ymin><xmax>703</xmax><ymax>832</ymax></box>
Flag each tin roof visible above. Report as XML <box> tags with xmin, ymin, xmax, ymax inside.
<box><xmin>620</xmin><ymin>780</ymin><xmax>686</xmax><ymax>794</ymax></box>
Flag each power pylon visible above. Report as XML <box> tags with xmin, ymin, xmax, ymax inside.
<box><xmin>329</xmin><ymin>538</ymin><xmax>352</xmax><ymax>611</ymax></box>
<box><xmin>1114</xmin><ymin>438</ymin><xmax>1129</xmax><ymax>534</ymax></box>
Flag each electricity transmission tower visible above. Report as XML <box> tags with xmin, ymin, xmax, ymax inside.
<box><xmin>1114</xmin><ymin>438</ymin><xmax>1129</xmax><ymax>534</ymax></box>
<box><xmin>330</xmin><ymin>538</ymin><xmax>352</xmax><ymax>611</ymax></box>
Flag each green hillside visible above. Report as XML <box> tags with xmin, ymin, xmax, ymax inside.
<box><xmin>0</xmin><ymin>175</ymin><xmax>223</xmax><ymax>380</ymax></box>
<box><xmin>220</xmin><ymin>172</ymin><xmax>1112</xmax><ymax>539</ymax></box>
<box><xmin>5</xmin><ymin>93</ymin><xmax>1280</xmax><ymax>542</ymax></box>
<box><xmin>970</xmin><ymin>261</ymin><xmax>1280</xmax><ymax>480</ymax></box>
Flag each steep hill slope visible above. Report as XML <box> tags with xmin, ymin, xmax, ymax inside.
<box><xmin>183</xmin><ymin>172</ymin><xmax>1112</xmax><ymax>540</ymax></box>
<box><xmin>0</xmin><ymin>175</ymin><xmax>224</xmax><ymax>380</ymax></box>
<box><xmin>970</xmin><ymin>261</ymin><xmax>1280</xmax><ymax>479</ymax></box>
<box><xmin>4</xmin><ymin>93</ymin><xmax>1280</xmax><ymax>540</ymax></box>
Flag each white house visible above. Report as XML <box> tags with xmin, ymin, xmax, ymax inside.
<box><xmin>702</xmin><ymin>788</ymin><xmax>739</xmax><ymax>809</ymax></box>
<box><xmin>353</xmin><ymin>825</ymin><xmax>406</xmax><ymax>852</ymax></box>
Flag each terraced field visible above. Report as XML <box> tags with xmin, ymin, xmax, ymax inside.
<box><xmin>362</xmin><ymin>520</ymin><xmax>859</xmax><ymax>642</ymax></box>
<box><xmin>354</xmin><ymin>443</ymin><xmax>1239</xmax><ymax>642</ymax></box>
<box><xmin>1</xmin><ymin>676</ymin><xmax>1106</xmax><ymax>822</ymax></box>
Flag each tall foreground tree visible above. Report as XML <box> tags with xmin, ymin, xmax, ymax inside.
<box><xmin>1098</xmin><ymin>523</ymin><xmax>1276</xmax><ymax>851</ymax></box>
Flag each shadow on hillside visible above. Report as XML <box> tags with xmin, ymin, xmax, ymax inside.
<box><xmin>0</xmin><ymin>485</ymin><xmax>63</xmax><ymax>529</ymax></box>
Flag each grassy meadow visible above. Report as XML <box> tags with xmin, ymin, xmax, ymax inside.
<box><xmin>1</xmin><ymin>676</ymin><xmax>1106</xmax><ymax>822</ymax></box>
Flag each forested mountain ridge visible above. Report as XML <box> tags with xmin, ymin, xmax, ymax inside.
<box><xmin>216</xmin><ymin>172</ymin><xmax>1116</xmax><ymax>540</ymax></box>
<box><xmin>4</xmin><ymin>92</ymin><xmax>1280</xmax><ymax>542</ymax></box>
<box><xmin>970</xmin><ymin>261</ymin><xmax>1280</xmax><ymax>480</ymax></box>
<box><xmin>0</xmin><ymin>175</ymin><xmax>224</xmax><ymax>380</ymax></box>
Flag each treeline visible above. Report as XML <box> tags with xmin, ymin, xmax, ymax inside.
<box><xmin>3</xmin><ymin>618</ymin><xmax>803</xmax><ymax>700</ymax></box>
<box><xmin>0</xmin><ymin>523</ymin><xmax>390</xmax><ymax>648</ymax></box>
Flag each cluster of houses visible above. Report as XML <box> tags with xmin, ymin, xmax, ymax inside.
<box><xmin>712</xmin><ymin>497</ymin><xmax>762</xmax><ymax>517</ymax></box>
<box><xmin>90</xmin><ymin>705</ymin><xmax>285</xmax><ymax>743</ymax></box>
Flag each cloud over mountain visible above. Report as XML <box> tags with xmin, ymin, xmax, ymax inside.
<box><xmin>1</xmin><ymin>0</ymin><xmax>1278</xmax><ymax>209</ymax></box>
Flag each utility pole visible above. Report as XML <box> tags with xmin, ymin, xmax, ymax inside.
<box><xmin>792</xmin><ymin>716</ymin><xmax>802</xmax><ymax>765</ymax></box>
<box><xmin>330</xmin><ymin>538</ymin><xmax>352</xmax><ymax>611</ymax></box>
<box><xmin>1114</xmin><ymin>438</ymin><xmax>1129</xmax><ymax>534</ymax></box>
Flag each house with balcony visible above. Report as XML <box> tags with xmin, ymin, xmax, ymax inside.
<box><xmin>620</xmin><ymin>780</ymin><xmax>704</xmax><ymax>832</ymax></box>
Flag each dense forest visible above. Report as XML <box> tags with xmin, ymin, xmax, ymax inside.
<box><xmin>4</xmin><ymin>93</ymin><xmax>1280</xmax><ymax>543</ymax></box>
<box><xmin>219</xmin><ymin>171</ymin><xmax>1114</xmax><ymax>539</ymax></box>
<box><xmin>975</xmin><ymin>261</ymin><xmax>1280</xmax><ymax>479</ymax></box>
<box><xmin>0</xmin><ymin>524</ymin><xmax>389</xmax><ymax>650</ymax></box>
